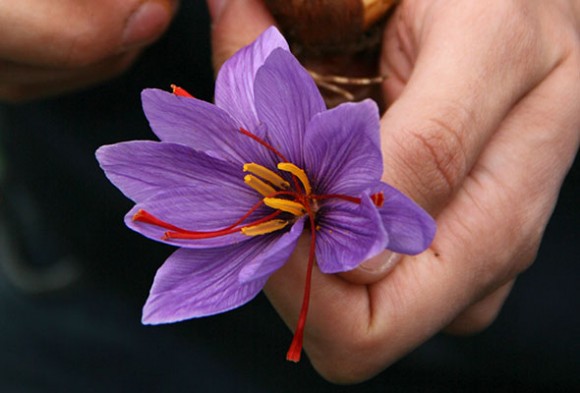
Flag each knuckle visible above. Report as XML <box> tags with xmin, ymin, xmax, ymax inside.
<box><xmin>506</xmin><ymin>217</ymin><xmax>541</xmax><ymax>275</ymax></box>
<box><xmin>393</xmin><ymin>107</ymin><xmax>471</xmax><ymax>205</ymax></box>
<box><xmin>501</xmin><ymin>198</ymin><xmax>545</xmax><ymax>276</ymax></box>
<box><xmin>474</xmin><ymin>208</ymin><xmax>540</xmax><ymax>288</ymax></box>
<box><xmin>446</xmin><ymin>306</ymin><xmax>500</xmax><ymax>336</ymax></box>
<box><xmin>446</xmin><ymin>281</ymin><xmax>515</xmax><ymax>336</ymax></box>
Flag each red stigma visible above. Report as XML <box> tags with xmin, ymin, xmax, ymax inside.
<box><xmin>371</xmin><ymin>192</ymin><xmax>384</xmax><ymax>207</ymax></box>
<box><xmin>171</xmin><ymin>84</ymin><xmax>194</xmax><ymax>98</ymax></box>
<box><xmin>239</xmin><ymin>128</ymin><xmax>288</xmax><ymax>162</ymax></box>
<box><xmin>286</xmin><ymin>204</ymin><xmax>317</xmax><ymax>363</ymax></box>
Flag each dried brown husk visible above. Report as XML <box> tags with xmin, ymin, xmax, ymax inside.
<box><xmin>264</xmin><ymin>0</ymin><xmax>398</xmax><ymax>107</ymax></box>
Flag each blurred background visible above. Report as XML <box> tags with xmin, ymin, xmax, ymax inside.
<box><xmin>0</xmin><ymin>2</ymin><xmax>578</xmax><ymax>392</ymax></box>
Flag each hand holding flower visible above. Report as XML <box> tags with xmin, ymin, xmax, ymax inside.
<box><xmin>208</xmin><ymin>0</ymin><xmax>580</xmax><ymax>383</ymax></box>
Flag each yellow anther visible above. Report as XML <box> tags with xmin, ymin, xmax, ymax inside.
<box><xmin>243</xmin><ymin>163</ymin><xmax>289</xmax><ymax>189</ymax></box>
<box><xmin>264</xmin><ymin>197</ymin><xmax>306</xmax><ymax>216</ymax></box>
<box><xmin>277</xmin><ymin>162</ymin><xmax>311</xmax><ymax>195</ymax></box>
<box><xmin>241</xmin><ymin>219</ymin><xmax>289</xmax><ymax>236</ymax></box>
<box><xmin>244</xmin><ymin>175</ymin><xmax>277</xmax><ymax>197</ymax></box>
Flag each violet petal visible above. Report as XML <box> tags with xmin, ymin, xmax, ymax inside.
<box><xmin>125</xmin><ymin>186</ymin><xmax>265</xmax><ymax>249</ymax></box>
<box><xmin>96</xmin><ymin>141</ymin><xmax>245</xmax><ymax>203</ymax></box>
<box><xmin>141</xmin><ymin>89</ymin><xmax>263</xmax><ymax>164</ymax></box>
<box><xmin>303</xmin><ymin>100</ymin><xmax>383</xmax><ymax>195</ymax></box>
<box><xmin>215</xmin><ymin>26</ymin><xmax>290</xmax><ymax>132</ymax></box>
<box><xmin>315</xmin><ymin>195</ymin><xmax>388</xmax><ymax>274</ymax></box>
<box><xmin>142</xmin><ymin>246</ymin><xmax>266</xmax><ymax>323</ymax></box>
<box><xmin>370</xmin><ymin>182</ymin><xmax>436</xmax><ymax>254</ymax></box>
<box><xmin>254</xmin><ymin>48</ymin><xmax>326</xmax><ymax>165</ymax></box>
<box><xmin>142</xmin><ymin>227</ymin><xmax>301</xmax><ymax>323</ymax></box>
<box><xmin>238</xmin><ymin>216</ymin><xmax>305</xmax><ymax>283</ymax></box>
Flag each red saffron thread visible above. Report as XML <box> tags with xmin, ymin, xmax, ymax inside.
<box><xmin>163</xmin><ymin>211</ymin><xmax>282</xmax><ymax>240</ymax></box>
<box><xmin>311</xmin><ymin>194</ymin><xmax>361</xmax><ymax>204</ymax></box>
<box><xmin>285</xmin><ymin>202</ymin><xmax>317</xmax><ymax>362</ymax></box>
<box><xmin>371</xmin><ymin>191</ymin><xmax>385</xmax><ymax>207</ymax></box>
<box><xmin>171</xmin><ymin>84</ymin><xmax>194</xmax><ymax>98</ymax></box>
<box><xmin>311</xmin><ymin>192</ymin><xmax>385</xmax><ymax>207</ymax></box>
<box><xmin>133</xmin><ymin>209</ymin><xmax>187</xmax><ymax>232</ymax></box>
<box><xmin>240</xmin><ymin>128</ymin><xmax>288</xmax><ymax>162</ymax></box>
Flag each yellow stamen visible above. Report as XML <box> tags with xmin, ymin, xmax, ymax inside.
<box><xmin>264</xmin><ymin>197</ymin><xmax>306</xmax><ymax>216</ymax></box>
<box><xmin>277</xmin><ymin>163</ymin><xmax>311</xmax><ymax>195</ymax></box>
<box><xmin>243</xmin><ymin>163</ymin><xmax>289</xmax><ymax>189</ymax></box>
<box><xmin>244</xmin><ymin>175</ymin><xmax>277</xmax><ymax>197</ymax></box>
<box><xmin>241</xmin><ymin>219</ymin><xmax>289</xmax><ymax>236</ymax></box>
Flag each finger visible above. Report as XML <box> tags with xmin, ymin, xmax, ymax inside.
<box><xmin>378</xmin><ymin>1</ymin><xmax>564</xmax><ymax>213</ymax></box>
<box><xmin>444</xmin><ymin>280</ymin><xmax>514</xmax><ymax>335</ymax></box>
<box><xmin>0</xmin><ymin>0</ymin><xmax>176</xmax><ymax>68</ymax></box>
<box><xmin>207</xmin><ymin>0</ymin><xmax>276</xmax><ymax>71</ymax></box>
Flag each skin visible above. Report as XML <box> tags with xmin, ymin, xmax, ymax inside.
<box><xmin>209</xmin><ymin>0</ymin><xmax>580</xmax><ymax>383</ymax></box>
<box><xmin>0</xmin><ymin>0</ymin><xmax>178</xmax><ymax>102</ymax></box>
<box><xmin>2</xmin><ymin>0</ymin><xmax>577</xmax><ymax>384</ymax></box>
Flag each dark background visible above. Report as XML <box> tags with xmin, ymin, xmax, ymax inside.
<box><xmin>0</xmin><ymin>2</ymin><xmax>578</xmax><ymax>392</ymax></box>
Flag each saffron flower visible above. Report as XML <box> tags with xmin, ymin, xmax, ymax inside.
<box><xmin>96</xmin><ymin>27</ymin><xmax>435</xmax><ymax>362</ymax></box>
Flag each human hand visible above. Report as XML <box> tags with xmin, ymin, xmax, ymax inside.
<box><xmin>208</xmin><ymin>0</ymin><xmax>580</xmax><ymax>382</ymax></box>
<box><xmin>0</xmin><ymin>0</ymin><xmax>177</xmax><ymax>102</ymax></box>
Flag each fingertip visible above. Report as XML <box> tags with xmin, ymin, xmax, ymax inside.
<box><xmin>206</xmin><ymin>0</ymin><xmax>227</xmax><ymax>22</ymax></box>
<box><xmin>122</xmin><ymin>1</ymin><xmax>176</xmax><ymax>50</ymax></box>
<box><xmin>209</xmin><ymin>0</ymin><xmax>277</xmax><ymax>70</ymax></box>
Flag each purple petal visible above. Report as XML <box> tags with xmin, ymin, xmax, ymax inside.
<box><xmin>238</xmin><ymin>217</ymin><xmax>305</xmax><ymax>283</ymax></box>
<box><xmin>96</xmin><ymin>141</ymin><xmax>245</xmax><ymax>202</ymax></box>
<box><xmin>254</xmin><ymin>48</ymin><xmax>326</xmax><ymax>165</ymax></box>
<box><xmin>215</xmin><ymin>26</ymin><xmax>290</xmax><ymax>132</ymax></box>
<box><xmin>315</xmin><ymin>195</ymin><xmax>388</xmax><ymax>274</ymax></box>
<box><xmin>125</xmin><ymin>185</ymin><xmax>265</xmax><ymax>249</ymax></box>
<box><xmin>303</xmin><ymin>100</ymin><xmax>383</xmax><ymax>195</ymax></box>
<box><xmin>142</xmin><ymin>230</ymin><xmax>300</xmax><ymax>323</ymax></box>
<box><xmin>142</xmin><ymin>247</ymin><xmax>266</xmax><ymax>323</ymax></box>
<box><xmin>141</xmin><ymin>89</ymin><xmax>264</xmax><ymax>164</ymax></box>
<box><xmin>370</xmin><ymin>182</ymin><xmax>436</xmax><ymax>254</ymax></box>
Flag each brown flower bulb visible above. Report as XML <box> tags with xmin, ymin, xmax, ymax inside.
<box><xmin>264</xmin><ymin>0</ymin><xmax>398</xmax><ymax>107</ymax></box>
<box><xmin>264</xmin><ymin>0</ymin><xmax>397</xmax><ymax>55</ymax></box>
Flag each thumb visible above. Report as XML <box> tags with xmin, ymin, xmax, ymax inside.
<box><xmin>207</xmin><ymin>0</ymin><xmax>276</xmax><ymax>71</ymax></box>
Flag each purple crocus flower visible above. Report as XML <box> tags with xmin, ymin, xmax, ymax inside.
<box><xmin>96</xmin><ymin>27</ymin><xmax>435</xmax><ymax>362</ymax></box>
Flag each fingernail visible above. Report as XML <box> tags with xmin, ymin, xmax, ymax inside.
<box><xmin>359</xmin><ymin>251</ymin><xmax>402</xmax><ymax>275</ymax></box>
<box><xmin>206</xmin><ymin>0</ymin><xmax>227</xmax><ymax>22</ymax></box>
<box><xmin>123</xmin><ymin>2</ymin><xmax>171</xmax><ymax>49</ymax></box>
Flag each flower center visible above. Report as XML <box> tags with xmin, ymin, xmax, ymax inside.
<box><xmin>242</xmin><ymin>162</ymin><xmax>312</xmax><ymax>229</ymax></box>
